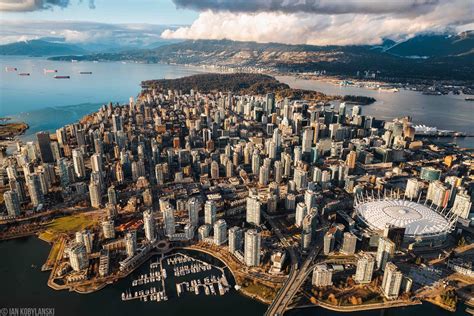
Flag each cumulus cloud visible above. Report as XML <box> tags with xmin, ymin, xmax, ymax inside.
<box><xmin>164</xmin><ymin>0</ymin><xmax>474</xmax><ymax>45</ymax></box>
<box><xmin>0</xmin><ymin>0</ymin><xmax>94</xmax><ymax>12</ymax></box>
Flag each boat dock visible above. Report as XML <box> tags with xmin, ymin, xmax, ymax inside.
<box><xmin>121</xmin><ymin>252</ymin><xmax>231</xmax><ymax>303</ymax></box>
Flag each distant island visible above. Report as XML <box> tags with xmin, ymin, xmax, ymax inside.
<box><xmin>142</xmin><ymin>73</ymin><xmax>376</xmax><ymax>104</ymax></box>
<box><xmin>0</xmin><ymin>119</ymin><xmax>28</xmax><ymax>140</ymax></box>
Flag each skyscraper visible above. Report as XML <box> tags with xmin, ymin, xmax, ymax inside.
<box><xmin>213</xmin><ymin>219</ymin><xmax>227</xmax><ymax>246</ymax></box>
<box><xmin>125</xmin><ymin>231</ymin><xmax>137</xmax><ymax>257</ymax></box>
<box><xmin>295</xmin><ymin>202</ymin><xmax>307</xmax><ymax>227</ymax></box>
<box><xmin>72</xmin><ymin>149</ymin><xmax>86</xmax><ymax>179</ymax></box>
<box><xmin>244</xmin><ymin>229</ymin><xmax>261</xmax><ymax>267</ymax></box>
<box><xmin>68</xmin><ymin>242</ymin><xmax>89</xmax><ymax>272</ymax></box>
<box><xmin>451</xmin><ymin>191</ymin><xmax>472</xmax><ymax>219</ymax></box>
<box><xmin>246</xmin><ymin>196</ymin><xmax>261</xmax><ymax>226</ymax></box>
<box><xmin>228</xmin><ymin>226</ymin><xmax>243</xmax><ymax>253</ymax></box>
<box><xmin>381</xmin><ymin>262</ymin><xmax>403</xmax><ymax>299</ymax></box>
<box><xmin>354</xmin><ymin>253</ymin><xmax>375</xmax><ymax>284</ymax></box>
<box><xmin>36</xmin><ymin>131</ymin><xmax>54</xmax><ymax>163</ymax></box>
<box><xmin>143</xmin><ymin>209</ymin><xmax>156</xmax><ymax>242</ymax></box>
<box><xmin>89</xmin><ymin>180</ymin><xmax>101</xmax><ymax>208</ymax></box>
<box><xmin>341</xmin><ymin>232</ymin><xmax>357</xmax><ymax>255</ymax></box>
<box><xmin>188</xmin><ymin>198</ymin><xmax>200</xmax><ymax>227</ymax></box>
<box><xmin>312</xmin><ymin>264</ymin><xmax>333</xmax><ymax>287</ymax></box>
<box><xmin>26</xmin><ymin>173</ymin><xmax>44</xmax><ymax>208</ymax></box>
<box><xmin>204</xmin><ymin>200</ymin><xmax>217</xmax><ymax>226</ymax></box>
<box><xmin>376</xmin><ymin>236</ymin><xmax>396</xmax><ymax>270</ymax></box>
<box><xmin>323</xmin><ymin>231</ymin><xmax>335</xmax><ymax>255</ymax></box>
<box><xmin>164</xmin><ymin>205</ymin><xmax>176</xmax><ymax>236</ymax></box>
<box><xmin>4</xmin><ymin>190</ymin><xmax>21</xmax><ymax>216</ymax></box>
<box><xmin>101</xmin><ymin>220</ymin><xmax>115</xmax><ymax>239</ymax></box>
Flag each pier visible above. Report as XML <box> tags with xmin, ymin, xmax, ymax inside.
<box><xmin>121</xmin><ymin>252</ymin><xmax>231</xmax><ymax>304</ymax></box>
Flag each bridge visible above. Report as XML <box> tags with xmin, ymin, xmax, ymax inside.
<box><xmin>263</xmin><ymin>211</ymin><xmax>322</xmax><ymax>316</ymax></box>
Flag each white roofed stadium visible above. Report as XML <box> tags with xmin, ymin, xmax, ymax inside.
<box><xmin>354</xmin><ymin>192</ymin><xmax>458</xmax><ymax>246</ymax></box>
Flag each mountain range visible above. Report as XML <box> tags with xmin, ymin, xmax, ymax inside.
<box><xmin>0</xmin><ymin>39</ymin><xmax>88</xmax><ymax>56</ymax></box>
<box><xmin>2</xmin><ymin>32</ymin><xmax>472</xmax><ymax>82</ymax></box>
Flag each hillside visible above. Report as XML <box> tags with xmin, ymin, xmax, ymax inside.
<box><xmin>49</xmin><ymin>36</ymin><xmax>474</xmax><ymax>82</ymax></box>
<box><xmin>386</xmin><ymin>31</ymin><xmax>474</xmax><ymax>57</ymax></box>
<box><xmin>141</xmin><ymin>73</ymin><xmax>375</xmax><ymax>104</ymax></box>
<box><xmin>0</xmin><ymin>40</ymin><xmax>87</xmax><ymax>56</ymax></box>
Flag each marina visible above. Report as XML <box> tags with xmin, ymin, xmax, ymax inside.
<box><xmin>121</xmin><ymin>252</ymin><xmax>231</xmax><ymax>304</ymax></box>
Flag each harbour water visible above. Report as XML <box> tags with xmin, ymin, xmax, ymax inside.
<box><xmin>0</xmin><ymin>237</ymin><xmax>266</xmax><ymax>316</ymax></box>
<box><xmin>0</xmin><ymin>236</ymin><xmax>468</xmax><ymax>316</ymax></box>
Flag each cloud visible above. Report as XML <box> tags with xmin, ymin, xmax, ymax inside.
<box><xmin>0</xmin><ymin>21</ymin><xmax>177</xmax><ymax>48</ymax></box>
<box><xmin>164</xmin><ymin>0</ymin><xmax>474</xmax><ymax>45</ymax></box>
<box><xmin>0</xmin><ymin>0</ymin><xmax>94</xmax><ymax>12</ymax></box>
<box><xmin>172</xmin><ymin>0</ymin><xmax>443</xmax><ymax>15</ymax></box>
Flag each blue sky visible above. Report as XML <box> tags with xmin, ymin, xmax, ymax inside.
<box><xmin>1</xmin><ymin>0</ymin><xmax>198</xmax><ymax>25</ymax></box>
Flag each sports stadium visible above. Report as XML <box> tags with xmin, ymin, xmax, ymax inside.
<box><xmin>354</xmin><ymin>193</ymin><xmax>457</xmax><ymax>246</ymax></box>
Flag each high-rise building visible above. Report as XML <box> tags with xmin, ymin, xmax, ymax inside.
<box><xmin>101</xmin><ymin>220</ymin><xmax>115</xmax><ymax>239</ymax></box>
<box><xmin>112</xmin><ymin>114</ymin><xmax>123</xmax><ymax>133</ymax></box>
<box><xmin>323</xmin><ymin>231</ymin><xmax>335</xmax><ymax>255</ymax></box>
<box><xmin>427</xmin><ymin>180</ymin><xmax>450</xmax><ymax>208</ymax></box>
<box><xmin>244</xmin><ymin>229</ymin><xmax>261</xmax><ymax>267</ymax></box>
<box><xmin>451</xmin><ymin>191</ymin><xmax>472</xmax><ymax>219</ymax></box>
<box><xmin>302</xmin><ymin>126</ymin><xmax>314</xmax><ymax>153</ymax></box>
<box><xmin>188</xmin><ymin>198</ymin><xmax>200</xmax><ymax>226</ymax></box>
<box><xmin>26</xmin><ymin>173</ymin><xmax>44</xmax><ymax>208</ymax></box>
<box><xmin>107</xmin><ymin>186</ymin><xmax>117</xmax><ymax>205</ymax></box>
<box><xmin>376</xmin><ymin>237</ymin><xmax>396</xmax><ymax>270</ymax></box>
<box><xmin>125</xmin><ymin>231</ymin><xmax>137</xmax><ymax>257</ymax></box>
<box><xmin>4</xmin><ymin>190</ymin><xmax>21</xmax><ymax>216</ymax></box>
<box><xmin>295</xmin><ymin>202</ymin><xmax>307</xmax><ymax>227</ymax></box>
<box><xmin>345</xmin><ymin>151</ymin><xmax>357</xmax><ymax>170</ymax></box>
<box><xmin>198</xmin><ymin>224</ymin><xmax>211</xmax><ymax>240</ymax></box>
<box><xmin>36</xmin><ymin>131</ymin><xmax>54</xmax><ymax>163</ymax></box>
<box><xmin>246</xmin><ymin>196</ymin><xmax>261</xmax><ymax>226</ymax></box>
<box><xmin>72</xmin><ymin>149</ymin><xmax>86</xmax><ymax>179</ymax></box>
<box><xmin>312</xmin><ymin>264</ymin><xmax>333</xmax><ymax>286</ymax></box>
<box><xmin>164</xmin><ymin>205</ymin><xmax>176</xmax><ymax>236</ymax></box>
<box><xmin>293</xmin><ymin>168</ymin><xmax>307</xmax><ymax>191</ymax></box>
<box><xmin>228</xmin><ymin>226</ymin><xmax>243</xmax><ymax>253</ymax></box>
<box><xmin>75</xmin><ymin>230</ymin><xmax>93</xmax><ymax>253</ymax></box>
<box><xmin>89</xmin><ymin>180</ymin><xmax>101</xmax><ymax>208</ymax></box>
<box><xmin>204</xmin><ymin>200</ymin><xmax>217</xmax><ymax>226</ymax></box>
<box><xmin>405</xmin><ymin>178</ymin><xmax>421</xmax><ymax>200</ymax></box>
<box><xmin>143</xmin><ymin>209</ymin><xmax>156</xmax><ymax>242</ymax></box>
<box><xmin>381</xmin><ymin>262</ymin><xmax>403</xmax><ymax>299</ymax></box>
<box><xmin>68</xmin><ymin>242</ymin><xmax>89</xmax><ymax>272</ymax></box>
<box><xmin>304</xmin><ymin>188</ymin><xmax>317</xmax><ymax>211</ymax></box>
<box><xmin>91</xmin><ymin>153</ymin><xmax>103</xmax><ymax>173</ymax></box>
<box><xmin>213</xmin><ymin>219</ymin><xmax>227</xmax><ymax>246</ymax></box>
<box><xmin>354</xmin><ymin>253</ymin><xmax>375</xmax><ymax>284</ymax></box>
<box><xmin>341</xmin><ymin>232</ymin><xmax>357</xmax><ymax>255</ymax></box>
<box><xmin>210</xmin><ymin>161</ymin><xmax>219</xmax><ymax>179</ymax></box>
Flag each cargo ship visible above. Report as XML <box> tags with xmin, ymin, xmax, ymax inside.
<box><xmin>44</xmin><ymin>69</ymin><xmax>58</xmax><ymax>73</ymax></box>
<box><xmin>54</xmin><ymin>75</ymin><xmax>70</xmax><ymax>79</ymax></box>
<box><xmin>5</xmin><ymin>67</ymin><xmax>17</xmax><ymax>72</ymax></box>
<box><xmin>18</xmin><ymin>73</ymin><xmax>30</xmax><ymax>76</ymax></box>
<box><xmin>79</xmin><ymin>71</ymin><xmax>92</xmax><ymax>74</ymax></box>
<box><xmin>465</xmin><ymin>97</ymin><xmax>474</xmax><ymax>101</ymax></box>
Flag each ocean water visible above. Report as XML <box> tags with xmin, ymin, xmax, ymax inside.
<box><xmin>0</xmin><ymin>56</ymin><xmax>209</xmax><ymax>138</ymax></box>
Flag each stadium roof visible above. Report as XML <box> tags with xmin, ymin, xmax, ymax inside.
<box><xmin>355</xmin><ymin>199</ymin><xmax>450</xmax><ymax>237</ymax></box>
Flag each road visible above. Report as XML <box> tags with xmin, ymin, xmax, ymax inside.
<box><xmin>263</xmin><ymin>212</ymin><xmax>322</xmax><ymax>316</ymax></box>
